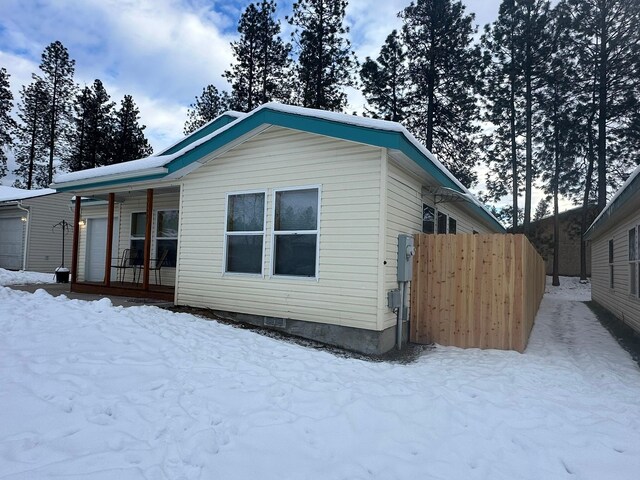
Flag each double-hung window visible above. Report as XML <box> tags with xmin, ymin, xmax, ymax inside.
<box><xmin>130</xmin><ymin>212</ymin><xmax>146</xmax><ymax>266</ymax></box>
<box><xmin>225</xmin><ymin>192</ymin><xmax>266</xmax><ymax>274</ymax></box>
<box><xmin>272</xmin><ymin>187</ymin><xmax>320</xmax><ymax>277</ymax></box>
<box><xmin>630</xmin><ymin>227</ymin><xmax>639</xmax><ymax>297</ymax></box>
<box><xmin>448</xmin><ymin>217</ymin><xmax>457</xmax><ymax>234</ymax></box>
<box><xmin>156</xmin><ymin>210</ymin><xmax>179</xmax><ymax>267</ymax></box>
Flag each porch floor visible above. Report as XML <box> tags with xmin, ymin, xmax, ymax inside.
<box><xmin>72</xmin><ymin>281</ymin><xmax>174</xmax><ymax>302</ymax></box>
<box><xmin>8</xmin><ymin>282</ymin><xmax>174</xmax><ymax>307</ymax></box>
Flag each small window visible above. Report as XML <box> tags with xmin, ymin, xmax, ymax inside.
<box><xmin>631</xmin><ymin>227</ymin><xmax>639</xmax><ymax>297</ymax></box>
<box><xmin>437</xmin><ymin>212</ymin><xmax>447</xmax><ymax>234</ymax></box>
<box><xmin>225</xmin><ymin>192</ymin><xmax>266</xmax><ymax>274</ymax></box>
<box><xmin>448</xmin><ymin>217</ymin><xmax>457</xmax><ymax>234</ymax></box>
<box><xmin>422</xmin><ymin>204</ymin><xmax>434</xmax><ymax>233</ymax></box>
<box><xmin>130</xmin><ymin>212</ymin><xmax>146</xmax><ymax>266</ymax></box>
<box><xmin>609</xmin><ymin>239</ymin><xmax>614</xmax><ymax>289</ymax></box>
<box><xmin>273</xmin><ymin>187</ymin><xmax>319</xmax><ymax>277</ymax></box>
<box><xmin>156</xmin><ymin>210</ymin><xmax>179</xmax><ymax>267</ymax></box>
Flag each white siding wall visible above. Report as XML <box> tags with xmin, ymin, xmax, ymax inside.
<box><xmin>591</xmin><ymin>209</ymin><xmax>640</xmax><ymax>333</ymax></box>
<box><xmin>76</xmin><ymin>192</ymin><xmax>179</xmax><ymax>284</ymax></box>
<box><xmin>383</xmin><ymin>160</ymin><xmax>496</xmax><ymax>329</ymax></box>
<box><xmin>23</xmin><ymin>193</ymin><xmax>74</xmax><ymax>273</ymax></box>
<box><xmin>177</xmin><ymin>126</ymin><xmax>383</xmax><ymax>330</ymax></box>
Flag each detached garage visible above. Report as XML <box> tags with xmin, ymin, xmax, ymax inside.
<box><xmin>0</xmin><ymin>186</ymin><xmax>74</xmax><ymax>273</ymax></box>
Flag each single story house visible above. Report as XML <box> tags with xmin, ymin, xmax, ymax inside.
<box><xmin>585</xmin><ymin>164</ymin><xmax>640</xmax><ymax>335</ymax></box>
<box><xmin>0</xmin><ymin>186</ymin><xmax>73</xmax><ymax>273</ymax></box>
<box><xmin>528</xmin><ymin>205</ymin><xmax>597</xmax><ymax>276</ymax></box>
<box><xmin>51</xmin><ymin>103</ymin><xmax>505</xmax><ymax>354</ymax></box>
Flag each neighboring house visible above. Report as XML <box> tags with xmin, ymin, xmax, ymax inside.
<box><xmin>0</xmin><ymin>186</ymin><xmax>74</xmax><ymax>273</ymax></box>
<box><xmin>51</xmin><ymin>103</ymin><xmax>505</xmax><ymax>354</ymax></box>
<box><xmin>585</xmin><ymin>164</ymin><xmax>640</xmax><ymax>335</ymax></box>
<box><xmin>528</xmin><ymin>206</ymin><xmax>598</xmax><ymax>276</ymax></box>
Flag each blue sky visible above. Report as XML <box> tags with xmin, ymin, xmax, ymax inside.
<box><xmin>0</xmin><ymin>0</ymin><xmax>501</xmax><ymax>152</ymax></box>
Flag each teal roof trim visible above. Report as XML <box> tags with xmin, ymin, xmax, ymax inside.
<box><xmin>160</xmin><ymin>114</ymin><xmax>239</xmax><ymax>156</ymax></box>
<box><xmin>55</xmin><ymin>106</ymin><xmax>504</xmax><ymax>232</ymax></box>
<box><xmin>584</xmin><ymin>170</ymin><xmax>640</xmax><ymax>239</ymax></box>
<box><xmin>55</xmin><ymin>172</ymin><xmax>167</xmax><ymax>192</ymax></box>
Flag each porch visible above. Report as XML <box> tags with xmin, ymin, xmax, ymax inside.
<box><xmin>70</xmin><ymin>186</ymin><xmax>179</xmax><ymax>303</ymax></box>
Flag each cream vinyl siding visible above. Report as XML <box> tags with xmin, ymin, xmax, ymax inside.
<box><xmin>382</xmin><ymin>160</ymin><xmax>495</xmax><ymax>329</ymax></box>
<box><xmin>591</xmin><ymin>211</ymin><xmax>640</xmax><ymax>333</ymax></box>
<box><xmin>76</xmin><ymin>192</ymin><xmax>179</xmax><ymax>284</ymax></box>
<box><xmin>177</xmin><ymin>126</ymin><xmax>383</xmax><ymax>330</ymax></box>
<box><xmin>22</xmin><ymin>193</ymin><xmax>74</xmax><ymax>272</ymax></box>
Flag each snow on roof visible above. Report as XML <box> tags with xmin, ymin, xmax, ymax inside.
<box><xmin>587</xmin><ymin>163</ymin><xmax>640</xmax><ymax>235</ymax></box>
<box><xmin>51</xmin><ymin>102</ymin><xmax>501</xmax><ymax>228</ymax></box>
<box><xmin>0</xmin><ymin>186</ymin><xmax>56</xmax><ymax>202</ymax></box>
<box><xmin>155</xmin><ymin>110</ymin><xmax>247</xmax><ymax>156</ymax></box>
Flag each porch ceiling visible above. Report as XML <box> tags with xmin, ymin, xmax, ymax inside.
<box><xmin>84</xmin><ymin>185</ymin><xmax>180</xmax><ymax>203</ymax></box>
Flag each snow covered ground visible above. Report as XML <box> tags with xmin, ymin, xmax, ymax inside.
<box><xmin>0</xmin><ymin>268</ymin><xmax>56</xmax><ymax>286</ymax></box>
<box><xmin>1</xmin><ymin>275</ymin><xmax>639</xmax><ymax>479</ymax></box>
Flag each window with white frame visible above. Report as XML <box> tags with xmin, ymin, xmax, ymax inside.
<box><xmin>130</xmin><ymin>212</ymin><xmax>146</xmax><ymax>266</ymax></box>
<box><xmin>422</xmin><ymin>204</ymin><xmax>435</xmax><ymax>233</ymax></box>
<box><xmin>156</xmin><ymin>210</ymin><xmax>179</xmax><ymax>267</ymax></box>
<box><xmin>630</xmin><ymin>226</ymin><xmax>639</xmax><ymax>297</ymax></box>
<box><xmin>272</xmin><ymin>187</ymin><xmax>319</xmax><ymax>277</ymax></box>
<box><xmin>437</xmin><ymin>212</ymin><xmax>447</xmax><ymax>234</ymax></box>
<box><xmin>225</xmin><ymin>192</ymin><xmax>266</xmax><ymax>274</ymax></box>
<box><xmin>609</xmin><ymin>239</ymin><xmax>614</xmax><ymax>289</ymax></box>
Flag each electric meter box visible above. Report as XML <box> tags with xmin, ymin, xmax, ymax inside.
<box><xmin>397</xmin><ymin>234</ymin><xmax>415</xmax><ymax>282</ymax></box>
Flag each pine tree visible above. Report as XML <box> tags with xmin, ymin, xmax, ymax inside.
<box><xmin>535</xmin><ymin>3</ymin><xmax>581</xmax><ymax>286</ymax></box>
<box><xmin>533</xmin><ymin>198</ymin><xmax>549</xmax><ymax>222</ymax></box>
<box><xmin>288</xmin><ymin>0</ymin><xmax>356</xmax><ymax>111</ymax></box>
<box><xmin>36</xmin><ymin>41</ymin><xmax>76</xmax><ymax>184</ymax></box>
<box><xmin>224</xmin><ymin>0</ymin><xmax>291</xmax><ymax>112</ymax></box>
<box><xmin>0</xmin><ymin>68</ymin><xmax>16</xmax><ymax>179</ymax></box>
<box><xmin>65</xmin><ymin>86</ymin><xmax>92</xmax><ymax>172</ymax></box>
<box><xmin>184</xmin><ymin>85</ymin><xmax>230</xmax><ymax>135</ymax></box>
<box><xmin>360</xmin><ymin>30</ymin><xmax>409</xmax><ymax>122</ymax></box>
<box><xmin>112</xmin><ymin>94</ymin><xmax>152</xmax><ymax>164</ymax></box>
<box><xmin>400</xmin><ymin>0</ymin><xmax>483</xmax><ymax>187</ymax></box>
<box><xmin>518</xmin><ymin>0</ymin><xmax>552</xmax><ymax>236</ymax></box>
<box><xmin>65</xmin><ymin>79</ymin><xmax>114</xmax><ymax>171</ymax></box>
<box><xmin>568</xmin><ymin>0</ymin><xmax>640</xmax><ymax>209</ymax></box>
<box><xmin>480</xmin><ymin>0</ymin><xmax>525</xmax><ymax>229</ymax></box>
<box><xmin>13</xmin><ymin>79</ymin><xmax>50</xmax><ymax>189</ymax></box>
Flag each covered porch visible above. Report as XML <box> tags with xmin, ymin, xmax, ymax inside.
<box><xmin>70</xmin><ymin>185</ymin><xmax>180</xmax><ymax>302</ymax></box>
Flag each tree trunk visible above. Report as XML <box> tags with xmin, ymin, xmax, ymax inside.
<box><xmin>509</xmin><ymin>44</ymin><xmax>518</xmax><ymax>231</ymax></box>
<box><xmin>580</xmin><ymin>111</ymin><xmax>596</xmax><ymax>281</ymax></box>
<box><xmin>523</xmin><ymin>36</ymin><xmax>533</xmax><ymax>236</ymax></box>
<box><xmin>552</xmin><ymin>89</ymin><xmax>560</xmax><ymax>287</ymax></box>
<box><xmin>596</xmin><ymin>1</ymin><xmax>608</xmax><ymax>210</ymax></box>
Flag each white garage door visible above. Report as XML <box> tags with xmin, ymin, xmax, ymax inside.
<box><xmin>0</xmin><ymin>217</ymin><xmax>24</xmax><ymax>270</ymax></box>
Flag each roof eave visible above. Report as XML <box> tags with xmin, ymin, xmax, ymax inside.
<box><xmin>51</xmin><ymin>166</ymin><xmax>169</xmax><ymax>192</ymax></box>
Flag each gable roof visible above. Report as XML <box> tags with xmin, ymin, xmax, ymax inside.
<box><xmin>585</xmin><ymin>163</ymin><xmax>640</xmax><ymax>239</ymax></box>
<box><xmin>0</xmin><ymin>186</ymin><xmax>56</xmax><ymax>203</ymax></box>
<box><xmin>51</xmin><ymin>103</ymin><xmax>504</xmax><ymax>232</ymax></box>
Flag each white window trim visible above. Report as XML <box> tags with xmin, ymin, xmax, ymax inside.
<box><xmin>155</xmin><ymin>209</ymin><xmax>179</xmax><ymax>267</ymax></box>
<box><xmin>609</xmin><ymin>238</ymin><xmax>615</xmax><ymax>289</ymax></box>
<box><xmin>270</xmin><ymin>185</ymin><xmax>322</xmax><ymax>281</ymax></box>
<box><xmin>630</xmin><ymin>225</ymin><xmax>640</xmax><ymax>299</ymax></box>
<box><xmin>222</xmin><ymin>189</ymin><xmax>267</xmax><ymax>277</ymax></box>
<box><xmin>130</xmin><ymin>211</ymin><xmax>147</xmax><ymax>265</ymax></box>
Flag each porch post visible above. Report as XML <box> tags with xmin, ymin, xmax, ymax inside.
<box><xmin>71</xmin><ymin>195</ymin><xmax>81</xmax><ymax>286</ymax></box>
<box><xmin>104</xmin><ymin>192</ymin><xmax>115</xmax><ymax>286</ymax></box>
<box><xmin>142</xmin><ymin>188</ymin><xmax>153</xmax><ymax>290</ymax></box>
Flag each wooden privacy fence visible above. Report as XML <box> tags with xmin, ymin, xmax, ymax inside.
<box><xmin>409</xmin><ymin>234</ymin><xmax>545</xmax><ymax>352</ymax></box>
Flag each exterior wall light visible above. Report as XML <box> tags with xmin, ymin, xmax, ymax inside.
<box><xmin>21</xmin><ymin>217</ymin><xmax>27</xmax><ymax>222</ymax></box>
<box><xmin>78</xmin><ymin>219</ymin><xmax>86</xmax><ymax>227</ymax></box>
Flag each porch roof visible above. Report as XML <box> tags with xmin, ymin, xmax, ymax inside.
<box><xmin>51</xmin><ymin>103</ymin><xmax>505</xmax><ymax>233</ymax></box>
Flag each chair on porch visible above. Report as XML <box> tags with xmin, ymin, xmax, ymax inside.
<box><xmin>112</xmin><ymin>248</ymin><xmax>140</xmax><ymax>284</ymax></box>
<box><xmin>149</xmin><ymin>249</ymin><xmax>169</xmax><ymax>286</ymax></box>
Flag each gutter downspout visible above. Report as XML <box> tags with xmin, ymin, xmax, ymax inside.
<box><xmin>16</xmin><ymin>201</ymin><xmax>30</xmax><ymax>271</ymax></box>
